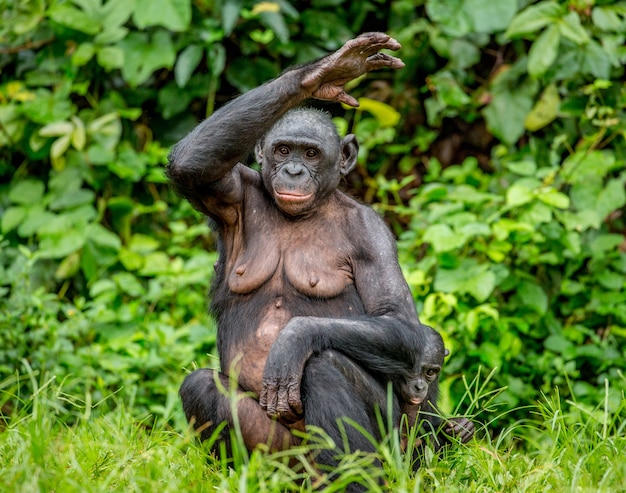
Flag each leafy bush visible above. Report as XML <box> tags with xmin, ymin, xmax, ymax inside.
<box><xmin>1</xmin><ymin>0</ymin><xmax>624</xmax><ymax>432</ymax></box>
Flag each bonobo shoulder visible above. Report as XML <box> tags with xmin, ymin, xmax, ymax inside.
<box><xmin>351</xmin><ymin>199</ymin><xmax>396</xmax><ymax>245</ymax></box>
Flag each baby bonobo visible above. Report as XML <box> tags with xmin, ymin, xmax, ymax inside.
<box><xmin>167</xmin><ymin>32</ymin><xmax>473</xmax><ymax>491</ymax></box>
<box><xmin>394</xmin><ymin>327</ymin><xmax>474</xmax><ymax>452</ymax></box>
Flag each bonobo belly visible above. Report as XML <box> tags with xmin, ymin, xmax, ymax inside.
<box><xmin>224</xmin><ymin>288</ymin><xmax>366</xmax><ymax>397</ymax></box>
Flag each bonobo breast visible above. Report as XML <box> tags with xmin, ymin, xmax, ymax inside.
<box><xmin>212</xmin><ymin>189</ymin><xmax>367</xmax><ymax>392</ymax></box>
<box><xmin>225</xmin><ymin>189</ymin><xmax>358</xmax><ymax>299</ymax></box>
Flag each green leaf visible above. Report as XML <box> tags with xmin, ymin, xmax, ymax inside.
<box><xmin>48</xmin><ymin>4</ymin><xmax>100</xmax><ymax>35</ymax></box>
<box><xmin>527</xmin><ymin>25</ymin><xmax>560</xmax><ymax>78</ymax></box>
<box><xmin>71</xmin><ymin>116</ymin><xmax>86</xmax><ymax>151</ymax></box>
<box><xmin>51</xmin><ymin>134</ymin><xmax>71</xmax><ymax>168</ymax></box>
<box><xmin>465</xmin><ymin>269</ymin><xmax>496</xmax><ymax>302</ymax></box>
<box><xmin>597</xmin><ymin>179</ymin><xmax>626</xmax><ymax>223</ymax></box>
<box><xmin>426</xmin><ymin>0</ymin><xmax>472</xmax><ymax>37</ymax></box>
<box><xmin>483</xmin><ymin>67</ymin><xmax>538</xmax><ymax>144</ymax></box>
<box><xmin>39</xmin><ymin>121</ymin><xmax>73</xmax><ymax>137</ymax></box>
<box><xmin>119</xmin><ymin>248</ymin><xmax>145</xmax><ymax>271</ymax></box>
<box><xmin>562</xmin><ymin>150</ymin><xmax>618</xmax><ymax>184</ymax></box>
<box><xmin>222</xmin><ymin>0</ymin><xmax>242</xmax><ymax>36</ymax></box>
<box><xmin>544</xmin><ymin>334</ymin><xmax>574</xmax><ymax>353</ymax></box>
<box><xmin>1</xmin><ymin>206</ymin><xmax>26</xmax><ymax>233</ymax></box>
<box><xmin>95</xmin><ymin>26</ymin><xmax>129</xmax><ymax>44</ymax></box>
<box><xmin>86</xmin><ymin>223</ymin><xmax>122</xmax><ymax>251</ymax></box>
<box><xmin>128</xmin><ymin>234</ymin><xmax>160</xmax><ymax>254</ymax></box>
<box><xmin>55</xmin><ymin>251</ymin><xmax>82</xmax><ymax>280</ymax></box>
<box><xmin>581</xmin><ymin>41</ymin><xmax>612</xmax><ymax>79</ymax></box>
<box><xmin>119</xmin><ymin>31</ymin><xmax>176</xmax><ymax>87</ymax></box>
<box><xmin>423</xmin><ymin>224</ymin><xmax>465</xmax><ymax>252</ymax></box>
<box><xmin>356</xmin><ymin>98</ymin><xmax>401</xmax><ymax>127</ymax></box>
<box><xmin>97</xmin><ymin>46</ymin><xmax>125</xmax><ymax>71</ymax></box>
<box><xmin>0</xmin><ymin>105</ymin><xmax>25</xmax><ymax>146</ymax></box>
<box><xmin>72</xmin><ymin>42</ymin><xmax>96</xmax><ymax>66</ymax></box>
<box><xmin>17</xmin><ymin>207</ymin><xmax>56</xmax><ymax>237</ymax></box>
<box><xmin>596</xmin><ymin>270</ymin><xmax>624</xmax><ymax>291</ymax></box>
<box><xmin>49</xmin><ymin>189</ymin><xmax>96</xmax><ymax>211</ymax></box>
<box><xmin>505</xmin><ymin>160</ymin><xmax>537</xmax><ymax>176</ymax></box>
<box><xmin>557</xmin><ymin>11</ymin><xmax>590</xmax><ymax>45</ymax></box>
<box><xmin>525</xmin><ymin>84</ymin><xmax>560</xmax><ymax>131</ymax></box>
<box><xmin>258</xmin><ymin>11</ymin><xmax>290</xmax><ymax>44</ymax></box>
<box><xmin>207</xmin><ymin>44</ymin><xmax>226</xmax><ymax>78</ymax></box>
<box><xmin>537</xmin><ymin>188</ymin><xmax>570</xmax><ymax>209</ymax></box>
<box><xmin>39</xmin><ymin>229</ymin><xmax>86</xmax><ymax>259</ymax></box>
<box><xmin>506</xmin><ymin>184</ymin><xmax>534</xmax><ymax>207</ymax></box>
<box><xmin>518</xmin><ymin>281</ymin><xmax>548</xmax><ymax>314</ymax></box>
<box><xmin>101</xmin><ymin>0</ymin><xmax>136</xmax><ymax>28</ymax></box>
<box><xmin>139</xmin><ymin>252</ymin><xmax>172</xmax><ymax>276</ymax></box>
<box><xmin>589</xmin><ymin>234</ymin><xmax>624</xmax><ymax>258</ymax></box>
<box><xmin>434</xmin><ymin>261</ymin><xmax>496</xmax><ymax>302</ymax></box>
<box><xmin>505</xmin><ymin>1</ymin><xmax>563</xmax><ymax>38</ymax></box>
<box><xmin>113</xmin><ymin>272</ymin><xmax>146</xmax><ymax>297</ymax></box>
<box><xmin>175</xmin><ymin>44</ymin><xmax>203</xmax><ymax>88</ymax></box>
<box><xmin>592</xmin><ymin>6</ymin><xmax>625</xmax><ymax>31</ymax></box>
<box><xmin>430</xmin><ymin>71</ymin><xmax>471</xmax><ymax>108</ymax></box>
<box><xmin>463</xmin><ymin>0</ymin><xmax>517</xmax><ymax>33</ymax></box>
<box><xmin>9</xmin><ymin>179</ymin><xmax>45</xmax><ymax>205</ymax></box>
<box><xmin>134</xmin><ymin>0</ymin><xmax>191</xmax><ymax>32</ymax></box>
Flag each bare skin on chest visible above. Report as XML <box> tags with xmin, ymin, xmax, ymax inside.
<box><xmin>225</xmin><ymin>219</ymin><xmax>356</xmax><ymax>396</ymax></box>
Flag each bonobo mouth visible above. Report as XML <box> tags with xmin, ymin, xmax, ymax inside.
<box><xmin>275</xmin><ymin>191</ymin><xmax>314</xmax><ymax>203</ymax></box>
<box><xmin>409</xmin><ymin>397</ymin><xmax>424</xmax><ymax>405</ymax></box>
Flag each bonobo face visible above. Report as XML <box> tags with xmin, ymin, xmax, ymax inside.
<box><xmin>401</xmin><ymin>327</ymin><xmax>445</xmax><ymax>405</ymax></box>
<box><xmin>257</xmin><ymin>109</ymin><xmax>357</xmax><ymax>217</ymax></box>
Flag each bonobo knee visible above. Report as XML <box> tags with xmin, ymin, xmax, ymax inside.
<box><xmin>180</xmin><ymin>369</ymin><xmax>230</xmax><ymax>441</ymax></box>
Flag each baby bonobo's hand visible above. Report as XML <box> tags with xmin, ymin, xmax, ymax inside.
<box><xmin>302</xmin><ymin>32</ymin><xmax>404</xmax><ymax>107</ymax></box>
<box><xmin>445</xmin><ymin>416</ymin><xmax>475</xmax><ymax>443</ymax></box>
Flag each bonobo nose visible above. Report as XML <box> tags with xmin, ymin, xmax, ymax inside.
<box><xmin>284</xmin><ymin>163</ymin><xmax>304</xmax><ymax>177</ymax></box>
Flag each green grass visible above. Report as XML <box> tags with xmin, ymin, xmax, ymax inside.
<box><xmin>1</xmin><ymin>373</ymin><xmax>625</xmax><ymax>493</ymax></box>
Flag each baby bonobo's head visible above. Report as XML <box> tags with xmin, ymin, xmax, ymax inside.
<box><xmin>399</xmin><ymin>326</ymin><xmax>445</xmax><ymax>406</ymax></box>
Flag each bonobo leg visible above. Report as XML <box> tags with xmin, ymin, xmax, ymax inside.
<box><xmin>179</xmin><ymin>369</ymin><xmax>299</xmax><ymax>452</ymax></box>
<box><xmin>301</xmin><ymin>351</ymin><xmax>399</xmax><ymax>492</ymax></box>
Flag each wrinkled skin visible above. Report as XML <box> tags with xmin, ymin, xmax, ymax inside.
<box><xmin>167</xmin><ymin>33</ymin><xmax>473</xmax><ymax>489</ymax></box>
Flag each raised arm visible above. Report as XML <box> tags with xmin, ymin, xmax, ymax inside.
<box><xmin>165</xmin><ymin>33</ymin><xmax>404</xmax><ymax>211</ymax></box>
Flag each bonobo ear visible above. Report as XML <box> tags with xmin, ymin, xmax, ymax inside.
<box><xmin>254</xmin><ymin>141</ymin><xmax>264</xmax><ymax>165</ymax></box>
<box><xmin>339</xmin><ymin>134</ymin><xmax>358</xmax><ymax>176</ymax></box>
<box><xmin>444</xmin><ymin>348</ymin><xmax>450</xmax><ymax>357</ymax></box>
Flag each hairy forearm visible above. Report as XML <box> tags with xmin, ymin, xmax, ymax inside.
<box><xmin>279</xmin><ymin>315</ymin><xmax>421</xmax><ymax>376</ymax></box>
<box><xmin>166</xmin><ymin>67</ymin><xmax>312</xmax><ymax>190</ymax></box>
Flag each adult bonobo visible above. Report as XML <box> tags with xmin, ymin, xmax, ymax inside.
<box><xmin>167</xmin><ymin>32</ymin><xmax>473</xmax><ymax>476</ymax></box>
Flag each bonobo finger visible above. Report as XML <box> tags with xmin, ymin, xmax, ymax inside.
<box><xmin>335</xmin><ymin>90</ymin><xmax>360</xmax><ymax>108</ymax></box>
<box><xmin>445</xmin><ymin>418</ymin><xmax>475</xmax><ymax>443</ymax></box>
<box><xmin>288</xmin><ymin>385</ymin><xmax>303</xmax><ymax>417</ymax></box>
<box><xmin>259</xmin><ymin>386</ymin><xmax>268</xmax><ymax>410</ymax></box>
<box><xmin>366</xmin><ymin>53</ymin><xmax>405</xmax><ymax>71</ymax></box>
<box><xmin>275</xmin><ymin>404</ymin><xmax>299</xmax><ymax>424</ymax></box>
<box><xmin>355</xmin><ymin>32</ymin><xmax>401</xmax><ymax>52</ymax></box>
<box><xmin>260</xmin><ymin>381</ymin><xmax>279</xmax><ymax>417</ymax></box>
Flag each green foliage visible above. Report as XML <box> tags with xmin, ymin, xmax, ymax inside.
<box><xmin>1</xmin><ymin>0</ymin><xmax>625</xmax><ymax>449</ymax></box>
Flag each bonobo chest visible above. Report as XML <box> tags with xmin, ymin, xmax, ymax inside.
<box><xmin>224</xmin><ymin>197</ymin><xmax>355</xmax><ymax>297</ymax></box>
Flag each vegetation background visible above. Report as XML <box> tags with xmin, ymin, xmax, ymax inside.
<box><xmin>1</xmin><ymin>0</ymin><xmax>625</xmax><ymax>491</ymax></box>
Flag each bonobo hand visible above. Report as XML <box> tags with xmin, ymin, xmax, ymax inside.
<box><xmin>444</xmin><ymin>417</ymin><xmax>475</xmax><ymax>443</ymax></box>
<box><xmin>301</xmin><ymin>32</ymin><xmax>404</xmax><ymax>107</ymax></box>
<box><xmin>259</xmin><ymin>323</ymin><xmax>308</xmax><ymax>424</ymax></box>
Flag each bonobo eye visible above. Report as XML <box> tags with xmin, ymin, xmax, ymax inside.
<box><xmin>305</xmin><ymin>148</ymin><xmax>318</xmax><ymax>159</ymax></box>
<box><xmin>425</xmin><ymin>368</ymin><xmax>439</xmax><ymax>379</ymax></box>
<box><xmin>277</xmin><ymin>146</ymin><xmax>290</xmax><ymax>155</ymax></box>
